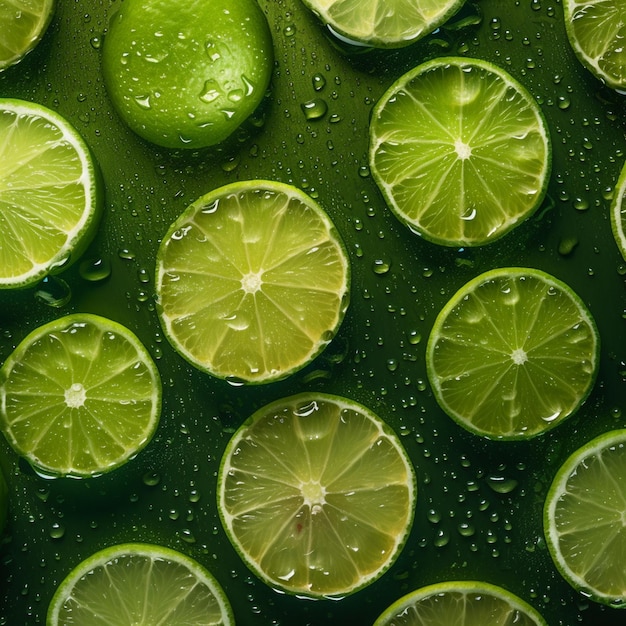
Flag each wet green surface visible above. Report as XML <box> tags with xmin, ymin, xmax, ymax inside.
<box><xmin>1</xmin><ymin>0</ymin><xmax>625</xmax><ymax>624</ymax></box>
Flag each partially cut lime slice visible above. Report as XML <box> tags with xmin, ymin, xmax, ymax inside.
<box><xmin>0</xmin><ymin>98</ymin><xmax>102</xmax><ymax>289</ymax></box>
<box><xmin>426</xmin><ymin>268</ymin><xmax>599</xmax><ymax>439</ymax></box>
<box><xmin>563</xmin><ymin>0</ymin><xmax>626</xmax><ymax>91</ymax></box>
<box><xmin>544</xmin><ymin>429</ymin><xmax>626</xmax><ymax>608</ymax></box>
<box><xmin>155</xmin><ymin>180</ymin><xmax>350</xmax><ymax>384</ymax></box>
<box><xmin>217</xmin><ymin>392</ymin><xmax>416</xmax><ymax>599</ymax></box>
<box><xmin>0</xmin><ymin>0</ymin><xmax>55</xmax><ymax>72</ymax></box>
<box><xmin>611</xmin><ymin>159</ymin><xmax>626</xmax><ymax>261</ymax></box>
<box><xmin>369</xmin><ymin>57</ymin><xmax>551</xmax><ymax>246</ymax></box>
<box><xmin>300</xmin><ymin>0</ymin><xmax>465</xmax><ymax>48</ymax></box>
<box><xmin>47</xmin><ymin>543</ymin><xmax>234</xmax><ymax>625</ymax></box>
<box><xmin>0</xmin><ymin>314</ymin><xmax>161</xmax><ymax>478</ymax></box>
<box><xmin>373</xmin><ymin>581</ymin><xmax>547</xmax><ymax>625</ymax></box>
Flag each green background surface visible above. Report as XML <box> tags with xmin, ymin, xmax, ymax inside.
<box><xmin>1</xmin><ymin>0</ymin><xmax>625</xmax><ymax>624</ymax></box>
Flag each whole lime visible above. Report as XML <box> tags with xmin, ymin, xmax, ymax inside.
<box><xmin>102</xmin><ymin>0</ymin><xmax>274</xmax><ymax>149</ymax></box>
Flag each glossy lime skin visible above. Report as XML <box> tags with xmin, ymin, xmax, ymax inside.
<box><xmin>102</xmin><ymin>0</ymin><xmax>273</xmax><ymax>149</ymax></box>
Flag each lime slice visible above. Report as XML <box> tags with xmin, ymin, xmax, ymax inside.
<box><xmin>426</xmin><ymin>268</ymin><xmax>599</xmax><ymax>440</ymax></box>
<box><xmin>300</xmin><ymin>0</ymin><xmax>465</xmax><ymax>48</ymax></box>
<box><xmin>217</xmin><ymin>392</ymin><xmax>416</xmax><ymax>599</ymax></box>
<box><xmin>155</xmin><ymin>180</ymin><xmax>350</xmax><ymax>384</ymax></box>
<box><xmin>0</xmin><ymin>466</ymin><xmax>7</xmax><ymax>533</ymax></box>
<box><xmin>0</xmin><ymin>98</ymin><xmax>102</xmax><ymax>289</ymax></box>
<box><xmin>373</xmin><ymin>581</ymin><xmax>547</xmax><ymax>625</ymax></box>
<box><xmin>369</xmin><ymin>56</ymin><xmax>551</xmax><ymax>247</ymax></box>
<box><xmin>102</xmin><ymin>0</ymin><xmax>273</xmax><ymax>149</ymax></box>
<box><xmin>544</xmin><ymin>429</ymin><xmax>626</xmax><ymax>608</ymax></box>
<box><xmin>0</xmin><ymin>0</ymin><xmax>55</xmax><ymax>72</ymax></box>
<box><xmin>563</xmin><ymin>0</ymin><xmax>626</xmax><ymax>91</ymax></box>
<box><xmin>47</xmin><ymin>543</ymin><xmax>234</xmax><ymax>625</ymax></box>
<box><xmin>0</xmin><ymin>314</ymin><xmax>161</xmax><ymax>478</ymax></box>
<box><xmin>611</xmin><ymin>160</ymin><xmax>626</xmax><ymax>261</ymax></box>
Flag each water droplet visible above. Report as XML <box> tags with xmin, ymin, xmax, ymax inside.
<box><xmin>142</xmin><ymin>471</ymin><xmax>161</xmax><ymax>487</ymax></box>
<box><xmin>79</xmin><ymin>257</ymin><xmax>112</xmax><ymax>282</ymax></box>
<box><xmin>312</xmin><ymin>73</ymin><xmax>326</xmax><ymax>91</ymax></box>
<box><xmin>372</xmin><ymin>259</ymin><xmax>391</xmax><ymax>275</ymax></box>
<box><xmin>486</xmin><ymin>475</ymin><xmax>518</xmax><ymax>494</ymax></box>
<box><xmin>118</xmin><ymin>248</ymin><xmax>136</xmax><ymax>261</ymax></box>
<box><xmin>179</xmin><ymin>529</ymin><xmax>196</xmax><ymax>544</ymax></box>
<box><xmin>134</xmin><ymin>94</ymin><xmax>151</xmax><ymax>110</ymax></box>
<box><xmin>283</xmin><ymin>23</ymin><xmax>296</xmax><ymax>37</ymax></box>
<box><xmin>49</xmin><ymin>523</ymin><xmax>65</xmax><ymax>540</ymax></box>
<box><xmin>301</xmin><ymin>98</ymin><xmax>327</xmax><ymax>120</ymax></box>
<box><xmin>558</xmin><ymin>236</ymin><xmax>578</xmax><ymax>256</ymax></box>
<box><xmin>34</xmin><ymin>276</ymin><xmax>72</xmax><ymax>308</ymax></box>
<box><xmin>200</xmin><ymin>79</ymin><xmax>221</xmax><ymax>104</ymax></box>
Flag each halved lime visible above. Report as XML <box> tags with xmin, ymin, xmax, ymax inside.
<box><xmin>155</xmin><ymin>180</ymin><xmax>350</xmax><ymax>384</ymax></box>
<box><xmin>47</xmin><ymin>543</ymin><xmax>234</xmax><ymax>625</ymax></box>
<box><xmin>0</xmin><ymin>314</ymin><xmax>161</xmax><ymax>478</ymax></box>
<box><xmin>217</xmin><ymin>392</ymin><xmax>416</xmax><ymax>599</ymax></box>
<box><xmin>300</xmin><ymin>0</ymin><xmax>465</xmax><ymax>48</ymax></box>
<box><xmin>0</xmin><ymin>0</ymin><xmax>55</xmax><ymax>72</ymax></box>
<box><xmin>563</xmin><ymin>0</ymin><xmax>626</xmax><ymax>91</ymax></box>
<box><xmin>369</xmin><ymin>57</ymin><xmax>551</xmax><ymax>247</ymax></box>
<box><xmin>426</xmin><ymin>268</ymin><xmax>599</xmax><ymax>440</ymax></box>
<box><xmin>0</xmin><ymin>98</ymin><xmax>102</xmax><ymax>289</ymax></box>
<box><xmin>102</xmin><ymin>0</ymin><xmax>274</xmax><ymax>149</ymax></box>
<box><xmin>373</xmin><ymin>581</ymin><xmax>547</xmax><ymax>625</ymax></box>
<box><xmin>611</xmin><ymin>160</ymin><xmax>626</xmax><ymax>261</ymax></box>
<box><xmin>544</xmin><ymin>429</ymin><xmax>626</xmax><ymax>608</ymax></box>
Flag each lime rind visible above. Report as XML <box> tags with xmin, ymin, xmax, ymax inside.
<box><xmin>0</xmin><ymin>98</ymin><xmax>102</xmax><ymax>289</ymax></box>
<box><xmin>426</xmin><ymin>267</ymin><xmax>599</xmax><ymax>440</ymax></box>
<box><xmin>0</xmin><ymin>0</ymin><xmax>55</xmax><ymax>72</ymax></box>
<box><xmin>563</xmin><ymin>0</ymin><xmax>626</xmax><ymax>91</ymax></box>
<box><xmin>0</xmin><ymin>313</ymin><xmax>161</xmax><ymax>478</ymax></box>
<box><xmin>217</xmin><ymin>392</ymin><xmax>417</xmax><ymax>599</ymax></box>
<box><xmin>300</xmin><ymin>0</ymin><xmax>466</xmax><ymax>49</ymax></box>
<box><xmin>610</xmin><ymin>160</ymin><xmax>626</xmax><ymax>261</ymax></box>
<box><xmin>373</xmin><ymin>580</ymin><xmax>548</xmax><ymax>625</ymax></box>
<box><xmin>47</xmin><ymin>543</ymin><xmax>235</xmax><ymax>625</ymax></box>
<box><xmin>544</xmin><ymin>429</ymin><xmax>626</xmax><ymax>608</ymax></box>
<box><xmin>155</xmin><ymin>180</ymin><xmax>350</xmax><ymax>385</ymax></box>
<box><xmin>369</xmin><ymin>56</ymin><xmax>551</xmax><ymax>247</ymax></box>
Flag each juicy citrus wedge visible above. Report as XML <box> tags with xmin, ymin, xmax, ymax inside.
<box><xmin>217</xmin><ymin>392</ymin><xmax>416</xmax><ymax>598</ymax></box>
<box><xmin>426</xmin><ymin>268</ymin><xmax>599</xmax><ymax>439</ymax></box>
<box><xmin>0</xmin><ymin>98</ymin><xmax>102</xmax><ymax>289</ymax></box>
<box><xmin>544</xmin><ymin>429</ymin><xmax>626</xmax><ymax>608</ymax></box>
<box><xmin>155</xmin><ymin>180</ymin><xmax>350</xmax><ymax>384</ymax></box>
<box><xmin>300</xmin><ymin>0</ymin><xmax>466</xmax><ymax>48</ymax></box>
<box><xmin>611</xmin><ymin>159</ymin><xmax>626</xmax><ymax>261</ymax></box>
<box><xmin>369</xmin><ymin>56</ymin><xmax>551</xmax><ymax>246</ymax></box>
<box><xmin>0</xmin><ymin>0</ymin><xmax>55</xmax><ymax>72</ymax></box>
<box><xmin>102</xmin><ymin>0</ymin><xmax>274</xmax><ymax>149</ymax></box>
<box><xmin>563</xmin><ymin>0</ymin><xmax>626</xmax><ymax>91</ymax></box>
<box><xmin>0</xmin><ymin>314</ymin><xmax>161</xmax><ymax>478</ymax></box>
<box><xmin>373</xmin><ymin>581</ymin><xmax>547</xmax><ymax>625</ymax></box>
<box><xmin>47</xmin><ymin>543</ymin><xmax>234</xmax><ymax>625</ymax></box>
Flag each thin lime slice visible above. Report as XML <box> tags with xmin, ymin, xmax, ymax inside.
<box><xmin>563</xmin><ymin>0</ymin><xmax>626</xmax><ymax>91</ymax></box>
<box><xmin>544</xmin><ymin>429</ymin><xmax>626</xmax><ymax>608</ymax></box>
<box><xmin>155</xmin><ymin>180</ymin><xmax>350</xmax><ymax>384</ymax></box>
<box><xmin>218</xmin><ymin>392</ymin><xmax>416</xmax><ymax>599</ymax></box>
<box><xmin>0</xmin><ymin>0</ymin><xmax>55</xmax><ymax>72</ymax></box>
<box><xmin>426</xmin><ymin>268</ymin><xmax>599</xmax><ymax>439</ymax></box>
<box><xmin>47</xmin><ymin>543</ymin><xmax>234</xmax><ymax>625</ymax></box>
<box><xmin>611</xmin><ymin>160</ymin><xmax>626</xmax><ymax>261</ymax></box>
<box><xmin>0</xmin><ymin>98</ymin><xmax>102</xmax><ymax>289</ymax></box>
<box><xmin>0</xmin><ymin>314</ymin><xmax>161</xmax><ymax>478</ymax></box>
<box><xmin>369</xmin><ymin>56</ymin><xmax>551</xmax><ymax>246</ymax></box>
<box><xmin>102</xmin><ymin>0</ymin><xmax>273</xmax><ymax>149</ymax></box>
<box><xmin>373</xmin><ymin>581</ymin><xmax>547</xmax><ymax>625</ymax></box>
<box><xmin>300</xmin><ymin>0</ymin><xmax>465</xmax><ymax>48</ymax></box>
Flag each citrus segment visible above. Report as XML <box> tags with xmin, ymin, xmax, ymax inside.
<box><xmin>373</xmin><ymin>581</ymin><xmax>547</xmax><ymax>625</ymax></box>
<box><xmin>102</xmin><ymin>0</ymin><xmax>274</xmax><ymax>149</ymax></box>
<box><xmin>47</xmin><ymin>543</ymin><xmax>234</xmax><ymax>625</ymax></box>
<box><xmin>544</xmin><ymin>429</ymin><xmax>626</xmax><ymax>608</ymax></box>
<box><xmin>0</xmin><ymin>98</ymin><xmax>101</xmax><ymax>289</ymax></box>
<box><xmin>611</xmin><ymin>159</ymin><xmax>626</xmax><ymax>261</ymax></box>
<box><xmin>217</xmin><ymin>392</ymin><xmax>416</xmax><ymax>598</ymax></box>
<box><xmin>426</xmin><ymin>268</ymin><xmax>599</xmax><ymax>439</ymax></box>
<box><xmin>563</xmin><ymin>0</ymin><xmax>626</xmax><ymax>91</ymax></box>
<box><xmin>300</xmin><ymin>0</ymin><xmax>465</xmax><ymax>48</ymax></box>
<box><xmin>155</xmin><ymin>180</ymin><xmax>350</xmax><ymax>384</ymax></box>
<box><xmin>0</xmin><ymin>0</ymin><xmax>55</xmax><ymax>71</ymax></box>
<box><xmin>0</xmin><ymin>314</ymin><xmax>161</xmax><ymax>478</ymax></box>
<box><xmin>369</xmin><ymin>57</ymin><xmax>551</xmax><ymax>246</ymax></box>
